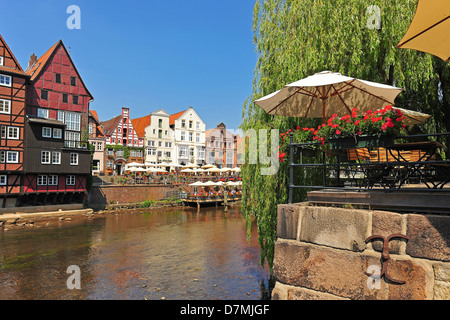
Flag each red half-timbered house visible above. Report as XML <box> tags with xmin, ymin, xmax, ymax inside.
<box><xmin>20</xmin><ymin>40</ymin><xmax>94</xmax><ymax>206</ymax></box>
<box><xmin>0</xmin><ymin>34</ymin><xmax>29</xmax><ymax>208</ymax></box>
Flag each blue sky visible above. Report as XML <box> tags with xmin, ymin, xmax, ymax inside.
<box><xmin>2</xmin><ymin>0</ymin><xmax>257</xmax><ymax>131</ymax></box>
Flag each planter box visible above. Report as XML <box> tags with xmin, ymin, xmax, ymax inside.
<box><xmin>329</xmin><ymin>135</ymin><xmax>394</xmax><ymax>149</ymax></box>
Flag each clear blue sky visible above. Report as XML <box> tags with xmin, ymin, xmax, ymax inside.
<box><xmin>2</xmin><ymin>0</ymin><xmax>257</xmax><ymax>131</ymax></box>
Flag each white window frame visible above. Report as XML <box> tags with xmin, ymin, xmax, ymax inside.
<box><xmin>189</xmin><ymin>132</ymin><xmax>193</xmax><ymax>142</ymax></box>
<box><xmin>0</xmin><ymin>74</ymin><xmax>11</xmax><ymax>87</ymax></box>
<box><xmin>0</xmin><ymin>175</ymin><xmax>6</xmax><ymax>186</ymax></box>
<box><xmin>42</xmin><ymin>127</ymin><xmax>52</xmax><ymax>138</ymax></box>
<box><xmin>41</xmin><ymin>151</ymin><xmax>51</xmax><ymax>164</ymax></box>
<box><xmin>53</xmin><ymin>128</ymin><xmax>62</xmax><ymax>139</ymax></box>
<box><xmin>6</xmin><ymin>151</ymin><xmax>18</xmax><ymax>163</ymax></box>
<box><xmin>65</xmin><ymin>112</ymin><xmax>81</xmax><ymax>131</ymax></box>
<box><xmin>0</xmin><ymin>99</ymin><xmax>11</xmax><ymax>114</ymax></box>
<box><xmin>52</xmin><ymin>152</ymin><xmax>61</xmax><ymax>165</ymax></box>
<box><xmin>37</xmin><ymin>175</ymin><xmax>48</xmax><ymax>186</ymax></box>
<box><xmin>181</xmin><ymin>132</ymin><xmax>185</xmax><ymax>141</ymax></box>
<box><xmin>48</xmin><ymin>175</ymin><xmax>58</xmax><ymax>186</ymax></box>
<box><xmin>106</xmin><ymin>161</ymin><xmax>113</xmax><ymax>169</ymax></box>
<box><xmin>57</xmin><ymin>111</ymin><xmax>65</xmax><ymax>123</ymax></box>
<box><xmin>0</xmin><ymin>56</ymin><xmax>3</xmax><ymax>66</ymax></box>
<box><xmin>66</xmin><ymin>175</ymin><xmax>76</xmax><ymax>186</ymax></box>
<box><xmin>70</xmin><ymin>153</ymin><xmax>79</xmax><ymax>166</ymax></box>
<box><xmin>37</xmin><ymin>108</ymin><xmax>49</xmax><ymax>119</ymax></box>
<box><xmin>7</xmin><ymin>127</ymin><xmax>19</xmax><ymax>140</ymax></box>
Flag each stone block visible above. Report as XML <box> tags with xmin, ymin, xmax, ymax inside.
<box><xmin>434</xmin><ymin>281</ymin><xmax>450</xmax><ymax>300</ymax></box>
<box><xmin>298</xmin><ymin>206</ymin><xmax>370</xmax><ymax>252</ymax></box>
<box><xmin>371</xmin><ymin>210</ymin><xmax>404</xmax><ymax>254</ymax></box>
<box><xmin>277</xmin><ymin>204</ymin><xmax>301</xmax><ymax>240</ymax></box>
<box><xmin>387</xmin><ymin>258</ymin><xmax>430</xmax><ymax>300</ymax></box>
<box><xmin>406</xmin><ymin>214</ymin><xmax>450</xmax><ymax>262</ymax></box>
<box><xmin>272</xmin><ymin>239</ymin><xmax>387</xmax><ymax>300</ymax></box>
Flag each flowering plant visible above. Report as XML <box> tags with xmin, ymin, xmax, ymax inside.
<box><xmin>277</xmin><ymin>106</ymin><xmax>407</xmax><ymax>163</ymax></box>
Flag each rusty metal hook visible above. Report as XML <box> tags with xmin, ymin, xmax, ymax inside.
<box><xmin>365</xmin><ymin>234</ymin><xmax>410</xmax><ymax>285</ymax></box>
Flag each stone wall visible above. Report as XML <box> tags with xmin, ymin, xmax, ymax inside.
<box><xmin>88</xmin><ymin>185</ymin><xmax>189</xmax><ymax>207</ymax></box>
<box><xmin>272</xmin><ymin>203</ymin><xmax>450</xmax><ymax>300</ymax></box>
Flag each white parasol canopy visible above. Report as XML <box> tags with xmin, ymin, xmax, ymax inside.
<box><xmin>189</xmin><ymin>181</ymin><xmax>206</xmax><ymax>186</ymax></box>
<box><xmin>202</xmin><ymin>164</ymin><xmax>216</xmax><ymax>169</ymax></box>
<box><xmin>255</xmin><ymin>71</ymin><xmax>403</xmax><ymax>121</ymax></box>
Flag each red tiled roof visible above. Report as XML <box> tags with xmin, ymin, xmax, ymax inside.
<box><xmin>101</xmin><ymin>115</ymin><xmax>122</xmax><ymax>137</ymax></box>
<box><xmin>0</xmin><ymin>65</ymin><xmax>28</xmax><ymax>76</ymax></box>
<box><xmin>26</xmin><ymin>40</ymin><xmax>60</xmax><ymax>81</ymax></box>
<box><xmin>89</xmin><ymin>110</ymin><xmax>104</xmax><ymax>137</ymax></box>
<box><xmin>169</xmin><ymin>110</ymin><xmax>187</xmax><ymax>126</ymax></box>
<box><xmin>131</xmin><ymin>115</ymin><xmax>151</xmax><ymax>138</ymax></box>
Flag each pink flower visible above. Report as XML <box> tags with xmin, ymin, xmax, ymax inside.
<box><xmin>335</xmin><ymin>129</ymin><xmax>341</xmax><ymax>135</ymax></box>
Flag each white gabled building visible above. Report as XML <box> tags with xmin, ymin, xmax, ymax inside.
<box><xmin>143</xmin><ymin>109</ymin><xmax>175</xmax><ymax>165</ymax></box>
<box><xmin>169</xmin><ymin>107</ymin><xmax>206</xmax><ymax>166</ymax></box>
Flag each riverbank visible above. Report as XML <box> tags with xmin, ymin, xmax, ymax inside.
<box><xmin>0</xmin><ymin>200</ymin><xmax>185</xmax><ymax>231</ymax></box>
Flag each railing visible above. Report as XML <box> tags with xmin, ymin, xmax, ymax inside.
<box><xmin>64</xmin><ymin>140</ymin><xmax>89</xmax><ymax>150</ymax></box>
<box><xmin>288</xmin><ymin>132</ymin><xmax>450</xmax><ymax>204</ymax></box>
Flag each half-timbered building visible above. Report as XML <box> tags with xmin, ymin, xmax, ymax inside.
<box><xmin>0</xmin><ymin>34</ymin><xmax>29</xmax><ymax>208</ymax></box>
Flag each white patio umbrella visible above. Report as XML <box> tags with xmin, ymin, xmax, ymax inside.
<box><xmin>157</xmin><ymin>162</ymin><xmax>172</xmax><ymax>167</ymax></box>
<box><xmin>202</xmin><ymin>181</ymin><xmax>216</xmax><ymax>186</ymax></box>
<box><xmin>214</xmin><ymin>181</ymin><xmax>226</xmax><ymax>186</ymax></box>
<box><xmin>125</xmin><ymin>162</ymin><xmax>144</xmax><ymax>169</ymax></box>
<box><xmin>183</xmin><ymin>163</ymin><xmax>199</xmax><ymax>169</ymax></box>
<box><xmin>189</xmin><ymin>181</ymin><xmax>205</xmax><ymax>186</ymax></box>
<box><xmin>206</xmin><ymin>167</ymin><xmax>221</xmax><ymax>173</ymax></box>
<box><xmin>231</xmin><ymin>167</ymin><xmax>241</xmax><ymax>173</ymax></box>
<box><xmin>145</xmin><ymin>162</ymin><xmax>157</xmax><ymax>167</ymax></box>
<box><xmin>226</xmin><ymin>181</ymin><xmax>237</xmax><ymax>186</ymax></box>
<box><xmin>254</xmin><ymin>71</ymin><xmax>403</xmax><ymax>121</ymax></box>
<box><xmin>202</xmin><ymin>164</ymin><xmax>216</xmax><ymax>169</ymax></box>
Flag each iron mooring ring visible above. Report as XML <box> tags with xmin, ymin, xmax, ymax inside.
<box><xmin>365</xmin><ymin>234</ymin><xmax>410</xmax><ymax>285</ymax></box>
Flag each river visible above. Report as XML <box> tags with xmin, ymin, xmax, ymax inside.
<box><xmin>0</xmin><ymin>205</ymin><xmax>273</xmax><ymax>300</ymax></box>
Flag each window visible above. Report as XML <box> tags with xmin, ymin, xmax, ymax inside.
<box><xmin>42</xmin><ymin>127</ymin><xmax>52</xmax><ymax>138</ymax></box>
<box><xmin>116</xmin><ymin>149</ymin><xmax>124</xmax><ymax>157</ymax></box>
<box><xmin>130</xmin><ymin>150</ymin><xmax>136</xmax><ymax>157</ymax></box>
<box><xmin>37</xmin><ymin>175</ymin><xmax>48</xmax><ymax>186</ymax></box>
<box><xmin>7</xmin><ymin>127</ymin><xmax>19</xmax><ymax>140</ymax></box>
<box><xmin>196</xmin><ymin>134</ymin><xmax>200</xmax><ymax>143</ymax></box>
<box><xmin>53</xmin><ymin>128</ymin><xmax>62</xmax><ymax>139</ymax></box>
<box><xmin>62</xmin><ymin>93</ymin><xmax>68</xmax><ymax>103</ymax></box>
<box><xmin>72</xmin><ymin>95</ymin><xmax>79</xmax><ymax>105</ymax></box>
<box><xmin>165</xmin><ymin>142</ymin><xmax>172</xmax><ymax>148</ymax></box>
<box><xmin>0</xmin><ymin>56</ymin><xmax>3</xmax><ymax>66</ymax></box>
<box><xmin>107</xmin><ymin>149</ymin><xmax>114</xmax><ymax>156</ymax></box>
<box><xmin>196</xmin><ymin>121</ymin><xmax>200</xmax><ymax>130</ymax></box>
<box><xmin>88</xmin><ymin>124</ymin><xmax>93</xmax><ymax>134</ymax></box>
<box><xmin>181</xmin><ymin>120</ymin><xmax>186</xmax><ymax>128</ymax></box>
<box><xmin>165</xmin><ymin>130</ymin><xmax>168</xmax><ymax>136</ymax></box>
<box><xmin>148</xmin><ymin>140</ymin><xmax>155</xmax><ymax>147</ymax></box>
<box><xmin>70</xmin><ymin>153</ymin><xmax>79</xmax><ymax>165</ymax></box>
<box><xmin>55</xmin><ymin>73</ymin><xmax>61</xmax><ymax>83</ymax></box>
<box><xmin>189</xmin><ymin>121</ymin><xmax>193</xmax><ymax>129</ymax></box>
<box><xmin>179</xmin><ymin>146</ymin><xmax>188</xmax><ymax>158</ymax></box>
<box><xmin>165</xmin><ymin>151</ymin><xmax>171</xmax><ymax>158</ymax></box>
<box><xmin>106</xmin><ymin>161</ymin><xmax>113</xmax><ymax>168</ymax></box>
<box><xmin>65</xmin><ymin>112</ymin><xmax>81</xmax><ymax>131</ymax></box>
<box><xmin>147</xmin><ymin>148</ymin><xmax>156</xmax><ymax>156</ymax></box>
<box><xmin>52</xmin><ymin>152</ymin><xmax>61</xmax><ymax>164</ymax></box>
<box><xmin>0</xmin><ymin>175</ymin><xmax>6</xmax><ymax>185</ymax></box>
<box><xmin>41</xmin><ymin>90</ymin><xmax>48</xmax><ymax>100</ymax></box>
<box><xmin>157</xmin><ymin>151</ymin><xmax>162</xmax><ymax>157</ymax></box>
<box><xmin>66</xmin><ymin>175</ymin><xmax>76</xmax><ymax>186</ymax></box>
<box><xmin>71</xmin><ymin>76</ymin><xmax>77</xmax><ymax>86</ymax></box>
<box><xmin>159</xmin><ymin>119</ymin><xmax>163</xmax><ymax>128</ymax></box>
<box><xmin>96</xmin><ymin>142</ymin><xmax>102</xmax><ymax>151</ymax></box>
<box><xmin>57</xmin><ymin>111</ymin><xmax>65</xmax><ymax>123</ymax></box>
<box><xmin>0</xmin><ymin>151</ymin><xmax>4</xmax><ymax>163</ymax></box>
<box><xmin>0</xmin><ymin>99</ymin><xmax>11</xmax><ymax>114</ymax></box>
<box><xmin>6</xmin><ymin>151</ymin><xmax>18</xmax><ymax>163</ymax></box>
<box><xmin>158</xmin><ymin>130</ymin><xmax>162</xmax><ymax>139</ymax></box>
<box><xmin>0</xmin><ymin>74</ymin><xmax>11</xmax><ymax>87</ymax></box>
<box><xmin>37</xmin><ymin>108</ymin><xmax>49</xmax><ymax>119</ymax></box>
<box><xmin>189</xmin><ymin>148</ymin><xmax>195</xmax><ymax>157</ymax></box>
<box><xmin>158</xmin><ymin>141</ymin><xmax>162</xmax><ymax>147</ymax></box>
<box><xmin>48</xmin><ymin>175</ymin><xmax>58</xmax><ymax>186</ymax></box>
<box><xmin>41</xmin><ymin>151</ymin><xmax>51</xmax><ymax>164</ymax></box>
<box><xmin>1</xmin><ymin>126</ymin><xmax>5</xmax><ymax>138</ymax></box>
<box><xmin>181</xmin><ymin>132</ymin><xmax>185</xmax><ymax>141</ymax></box>
<box><xmin>65</xmin><ymin>131</ymin><xmax>81</xmax><ymax>148</ymax></box>
<box><xmin>189</xmin><ymin>132</ymin><xmax>193</xmax><ymax>142</ymax></box>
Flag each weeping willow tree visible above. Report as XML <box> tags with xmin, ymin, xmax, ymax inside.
<box><xmin>241</xmin><ymin>0</ymin><xmax>449</xmax><ymax>270</ymax></box>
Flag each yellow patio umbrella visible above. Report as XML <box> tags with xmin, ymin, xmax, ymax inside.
<box><xmin>397</xmin><ymin>0</ymin><xmax>450</xmax><ymax>61</ymax></box>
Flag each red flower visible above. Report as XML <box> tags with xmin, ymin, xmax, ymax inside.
<box><xmin>296</xmin><ymin>126</ymin><xmax>301</xmax><ymax>130</ymax></box>
<box><xmin>335</xmin><ymin>129</ymin><xmax>341</xmax><ymax>135</ymax></box>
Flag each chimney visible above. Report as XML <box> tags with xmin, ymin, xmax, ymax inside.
<box><xmin>28</xmin><ymin>53</ymin><xmax>37</xmax><ymax>69</ymax></box>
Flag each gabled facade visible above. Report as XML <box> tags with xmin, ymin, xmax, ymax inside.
<box><xmin>19</xmin><ymin>39</ymin><xmax>93</xmax><ymax>207</ymax></box>
<box><xmin>205</xmin><ymin>123</ymin><xmax>240</xmax><ymax>168</ymax></box>
<box><xmin>170</xmin><ymin>107</ymin><xmax>206</xmax><ymax>166</ymax></box>
<box><xmin>0</xmin><ymin>34</ymin><xmax>29</xmax><ymax>208</ymax></box>
<box><xmin>101</xmin><ymin>107</ymin><xmax>145</xmax><ymax>175</ymax></box>
<box><xmin>143</xmin><ymin>109</ymin><xmax>175</xmax><ymax>165</ymax></box>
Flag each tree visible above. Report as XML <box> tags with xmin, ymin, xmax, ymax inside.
<box><xmin>241</xmin><ymin>0</ymin><xmax>448</xmax><ymax>269</ymax></box>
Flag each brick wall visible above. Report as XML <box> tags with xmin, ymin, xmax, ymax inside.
<box><xmin>88</xmin><ymin>185</ymin><xmax>189</xmax><ymax>206</ymax></box>
<box><xmin>272</xmin><ymin>203</ymin><xmax>450</xmax><ymax>300</ymax></box>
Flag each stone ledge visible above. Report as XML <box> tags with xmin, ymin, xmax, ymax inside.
<box><xmin>272</xmin><ymin>282</ymin><xmax>349</xmax><ymax>300</ymax></box>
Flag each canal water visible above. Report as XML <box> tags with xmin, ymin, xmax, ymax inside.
<box><xmin>0</xmin><ymin>205</ymin><xmax>273</xmax><ymax>300</ymax></box>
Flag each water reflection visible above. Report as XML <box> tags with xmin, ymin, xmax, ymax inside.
<box><xmin>0</xmin><ymin>206</ymin><xmax>272</xmax><ymax>300</ymax></box>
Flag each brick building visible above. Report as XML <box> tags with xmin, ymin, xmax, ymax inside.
<box><xmin>0</xmin><ymin>35</ymin><xmax>29</xmax><ymax>208</ymax></box>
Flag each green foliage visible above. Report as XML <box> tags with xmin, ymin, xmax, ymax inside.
<box><xmin>241</xmin><ymin>0</ymin><xmax>448</xmax><ymax>270</ymax></box>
